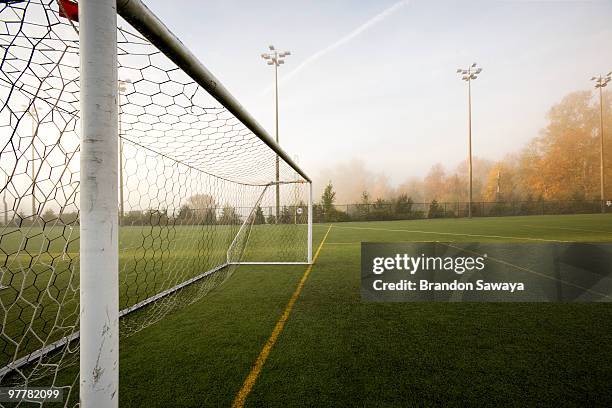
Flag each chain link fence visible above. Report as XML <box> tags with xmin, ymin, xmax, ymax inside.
<box><xmin>313</xmin><ymin>199</ymin><xmax>610</xmax><ymax>222</ymax></box>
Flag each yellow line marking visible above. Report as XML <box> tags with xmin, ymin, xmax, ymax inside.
<box><xmin>231</xmin><ymin>225</ymin><xmax>333</xmax><ymax>408</ymax></box>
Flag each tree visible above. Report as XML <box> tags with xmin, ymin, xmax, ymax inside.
<box><xmin>123</xmin><ymin>210</ymin><xmax>146</xmax><ymax>226</ymax></box>
<box><xmin>42</xmin><ymin>208</ymin><xmax>56</xmax><ymax>222</ymax></box>
<box><xmin>266</xmin><ymin>213</ymin><xmax>277</xmax><ymax>224</ymax></box>
<box><xmin>176</xmin><ymin>204</ymin><xmax>194</xmax><ymax>224</ymax></box>
<box><xmin>393</xmin><ymin>193</ymin><xmax>413</xmax><ymax>215</ymax></box>
<box><xmin>361</xmin><ymin>191</ymin><xmax>370</xmax><ymax>205</ymax></box>
<box><xmin>317</xmin><ymin>182</ymin><xmax>349</xmax><ymax>222</ymax></box>
<box><xmin>218</xmin><ymin>205</ymin><xmax>241</xmax><ymax>225</ymax></box>
<box><xmin>482</xmin><ymin>163</ymin><xmax>518</xmax><ymax>202</ymax></box>
<box><xmin>186</xmin><ymin>194</ymin><xmax>216</xmax><ymax>225</ymax></box>
<box><xmin>312</xmin><ymin>204</ymin><xmax>324</xmax><ymax>223</ymax></box>
<box><xmin>279</xmin><ymin>205</ymin><xmax>292</xmax><ymax>224</ymax></box>
<box><xmin>369</xmin><ymin>197</ymin><xmax>391</xmax><ymax>220</ymax></box>
<box><xmin>514</xmin><ymin>90</ymin><xmax>612</xmax><ymax>200</ymax></box>
<box><xmin>424</xmin><ymin>164</ymin><xmax>446</xmax><ymax>201</ymax></box>
<box><xmin>59</xmin><ymin>211</ymin><xmax>79</xmax><ymax>225</ymax></box>
<box><xmin>146</xmin><ymin>208</ymin><xmax>169</xmax><ymax>226</ymax></box>
<box><xmin>397</xmin><ymin>177</ymin><xmax>424</xmax><ymax>203</ymax></box>
<box><xmin>253</xmin><ymin>205</ymin><xmax>265</xmax><ymax>225</ymax></box>
<box><xmin>321</xmin><ymin>182</ymin><xmax>342</xmax><ymax>222</ymax></box>
<box><xmin>428</xmin><ymin>200</ymin><xmax>443</xmax><ymax>218</ymax></box>
<box><xmin>359</xmin><ymin>191</ymin><xmax>371</xmax><ymax>218</ymax></box>
<box><xmin>321</xmin><ymin>182</ymin><xmax>336</xmax><ymax>215</ymax></box>
<box><xmin>186</xmin><ymin>194</ymin><xmax>215</xmax><ymax>209</ymax></box>
<box><xmin>445</xmin><ymin>173</ymin><xmax>466</xmax><ymax>202</ymax></box>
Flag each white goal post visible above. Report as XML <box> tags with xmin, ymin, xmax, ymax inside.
<box><xmin>0</xmin><ymin>0</ymin><xmax>312</xmax><ymax>405</ymax></box>
<box><xmin>79</xmin><ymin>0</ymin><xmax>120</xmax><ymax>405</ymax></box>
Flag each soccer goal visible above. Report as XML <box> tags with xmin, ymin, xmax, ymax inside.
<box><xmin>0</xmin><ymin>0</ymin><xmax>312</xmax><ymax>405</ymax></box>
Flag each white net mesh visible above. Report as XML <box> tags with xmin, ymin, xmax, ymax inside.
<box><xmin>0</xmin><ymin>0</ymin><xmax>310</xmax><ymax>404</ymax></box>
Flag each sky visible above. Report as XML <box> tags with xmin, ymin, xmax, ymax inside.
<box><xmin>142</xmin><ymin>0</ymin><xmax>612</xmax><ymax>186</ymax></box>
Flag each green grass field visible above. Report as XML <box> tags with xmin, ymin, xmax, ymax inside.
<box><xmin>0</xmin><ymin>222</ymin><xmax>307</xmax><ymax>368</ymax></box>
<box><xmin>112</xmin><ymin>214</ymin><xmax>612</xmax><ymax>407</ymax></box>
<box><xmin>4</xmin><ymin>214</ymin><xmax>612</xmax><ymax>406</ymax></box>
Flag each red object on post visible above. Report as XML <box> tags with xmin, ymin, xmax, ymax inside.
<box><xmin>58</xmin><ymin>0</ymin><xmax>78</xmax><ymax>22</ymax></box>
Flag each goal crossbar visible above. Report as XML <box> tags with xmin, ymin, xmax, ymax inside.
<box><xmin>116</xmin><ymin>0</ymin><xmax>310</xmax><ymax>183</ymax></box>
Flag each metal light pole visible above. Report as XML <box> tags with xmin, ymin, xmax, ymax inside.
<box><xmin>591</xmin><ymin>72</ymin><xmax>611</xmax><ymax>213</ymax></box>
<box><xmin>496</xmin><ymin>169</ymin><xmax>501</xmax><ymax>202</ymax></box>
<box><xmin>0</xmin><ymin>173</ymin><xmax>5</xmax><ymax>289</ymax></box>
<box><xmin>2</xmin><ymin>177</ymin><xmax>7</xmax><ymax>226</ymax></box>
<box><xmin>457</xmin><ymin>63</ymin><xmax>483</xmax><ymax>218</ymax></box>
<box><xmin>23</xmin><ymin>104</ymin><xmax>39</xmax><ymax>217</ymax></box>
<box><xmin>261</xmin><ymin>45</ymin><xmax>291</xmax><ymax>222</ymax></box>
<box><xmin>118</xmin><ymin>79</ymin><xmax>131</xmax><ymax>225</ymax></box>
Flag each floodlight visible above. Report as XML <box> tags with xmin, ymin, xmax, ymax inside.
<box><xmin>591</xmin><ymin>77</ymin><xmax>597</xmax><ymax>81</ymax></box>
<box><xmin>267</xmin><ymin>61</ymin><xmax>273</xmax><ymax>65</ymax></box>
<box><xmin>269</xmin><ymin>45</ymin><xmax>275</xmax><ymax>50</ymax></box>
<box><xmin>457</xmin><ymin>69</ymin><xmax>462</xmax><ymax>73</ymax></box>
<box><xmin>278</xmin><ymin>60</ymin><xmax>285</xmax><ymax>64</ymax></box>
<box><xmin>476</xmin><ymin>68</ymin><xmax>482</xmax><ymax>74</ymax></box>
<box><xmin>472</xmin><ymin>62</ymin><xmax>477</xmax><ymax>67</ymax></box>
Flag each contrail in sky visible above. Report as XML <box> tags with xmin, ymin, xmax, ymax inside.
<box><xmin>261</xmin><ymin>0</ymin><xmax>409</xmax><ymax>95</ymax></box>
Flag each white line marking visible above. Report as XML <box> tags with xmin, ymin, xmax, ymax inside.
<box><xmin>522</xmin><ymin>224</ymin><xmax>612</xmax><ymax>235</ymax></box>
<box><xmin>442</xmin><ymin>242</ymin><xmax>612</xmax><ymax>300</ymax></box>
<box><xmin>331</xmin><ymin>225</ymin><xmax>570</xmax><ymax>242</ymax></box>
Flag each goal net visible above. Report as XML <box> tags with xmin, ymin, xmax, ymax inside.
<box><xmin>0</xmin><ymin>0</ymin><xmax>311</xmax><ymax>403</ymax></box>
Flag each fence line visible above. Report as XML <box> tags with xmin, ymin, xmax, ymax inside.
<box><xmin>314</xmin><ymin>199</ymin><xmax>610</xmax><ymax>222</ymax></box>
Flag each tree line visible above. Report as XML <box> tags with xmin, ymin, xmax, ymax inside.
<box><xmin>401</xmin><ymin>90</ymin><xmax>612</xmax><ymax>203</ymax></box>
<box><xmin>313</xmin><ymin>89</ymin><xmax>612</xmax><ymax>221</ymax></box>
<box><xmin>3</xmin><ymin>193</ymin><xmax>308</xmax><ymax>227</ymax></box>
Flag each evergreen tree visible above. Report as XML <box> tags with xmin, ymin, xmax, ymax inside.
<box><xmin>254</xmin><ymin>205</ymin><xmax>265</xmax><ymax>224</ymax></box>
<box><xmin>321</xmin><ymin>182</ymin><xmax>336</xmax><ymax>216</ymax></box>
<box><xmin>280</xmin><ymin>205</ymin><xmax>292</xmax><ymax>224</ymax></box>
<box><xmin>393</xmin><ymin>193</ymin><xmax>413</xmax><ymax>215</ymax></box>
<box><xmin>219</xmin><ymin>205</ymin><xmax>241</xmax><ymax>225</ymax></box>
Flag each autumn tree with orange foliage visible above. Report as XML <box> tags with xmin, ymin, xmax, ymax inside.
<box><xmin>481</xmin><ymin>90</ymin><xmax>612</xmax><ymax>201</ymax></box>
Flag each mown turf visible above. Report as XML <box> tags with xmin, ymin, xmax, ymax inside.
<box><xmin>0</xmin><ymin>223</ymin><xmax>307</xmax><ymax>367</ymax></box>
<box><xmin>113</xmin><ymin>214</ymin><xmax>612</xmax><ymax>407</ymax></box>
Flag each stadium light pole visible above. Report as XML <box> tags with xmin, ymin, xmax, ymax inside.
<box><xmin>591</xmin><ymin>72</ymin><xmax>611</xmax><ymax>213</ymax></box>
<box><xmin>457</xmin><ymin>63</ymin><xmax>483</xmax><ymax>218</ymax></box>
<box><xmin>261</xmin><ymin>45</ymin><xmax>291</xmax><ymax>222</ymax></box>
<box><xmin>0</xmin><ymin>174</ymin><xmax>5</xmax><ymax>288</ymax></box>
<box><xmin>118</xmin><ymin>79</ymin><xmax>131</xmax><ymax>225</ymax></box>
<box><xmin>22</xmin><ymin>104</ymin><xmax>38</xmax><ymax>217</ymax></box>
<box><xmin>2</xmin><ymin>174</ymin><xmax>7</xmax><ymax>226</ymax></box>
